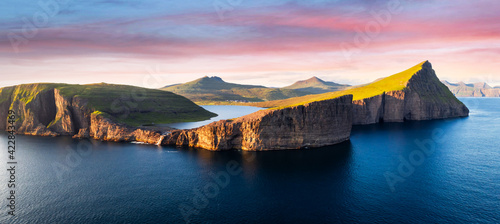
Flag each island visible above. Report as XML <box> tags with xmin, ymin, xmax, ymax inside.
<box><xmin>0</xmin><ymin>61</ymin><xmax>469</xmax><ymax>150</ymax></box>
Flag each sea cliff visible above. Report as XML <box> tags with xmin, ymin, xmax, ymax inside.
<box><xmin>352</xmin><ymin>61</ymin><xmax>469</xmax><ymax>125</ymax></box>
<box><xmin>163</xmin><ymin>95</ymin><xmax>353</xmax><ymax>151</ymax></box>
<box><xmin>0</xmin><ymin>83</ymin><xmax>214</xmax><ymax>144</ymax></box>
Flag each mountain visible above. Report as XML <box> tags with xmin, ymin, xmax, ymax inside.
<box><xmin>442</xmin><ymin>81</ymin><xmax>500</xmax><ymax>97</ymax></box>
<box><xmin>0</xmin><ymin>83</ymin><xmax>216</xmax><ymax>142</ymax></box>
<box><xmin>283</xmin><ymin>76</ymin><xmax>350</xmax><ymax>94</ymax></box>
<box><xmin>161</xmin><ymin>76</ymin><xmax>310</xmax><ymax>104</ymax></box>
<box><xmin>163</xmin><ymin>61</ymin><xmax>469</xmax><ymax>150</ymax></box>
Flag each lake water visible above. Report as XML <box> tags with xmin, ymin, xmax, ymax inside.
<box><xmin>163</xmin><ymin>105</ymin><xmax>264</xmax><ymax>129</ymax></box>
<box><xmin>0</xmin><ymin>98</ymin><xmax>499</xmax><ymax>223</ymax></box>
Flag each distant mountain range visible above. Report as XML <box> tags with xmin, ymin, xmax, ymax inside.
<box><xmin>442</xmin><ymin>81</ymin><xmax>500</xmax><ymax>97</ymax></box>
<box><xmin>283</xmin><ymin>76</ymin><xmax>351</xmax><ymax>94</ymax></box>
<box><xmin>161</xmin><ymin>76</ymin><xmax>350</xmax><ymax>104</ymax></box>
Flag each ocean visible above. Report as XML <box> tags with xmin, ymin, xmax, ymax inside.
<box><xmin>0</xmin><ymin>98</ymin><xmax>498</xmax><ymax>223</ymax></box>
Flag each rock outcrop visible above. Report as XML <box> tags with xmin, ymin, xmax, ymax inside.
<box><xmin>88</xmin><ymin>113</ymin><xmax>164</xmax><ymax>144</ymax></box>
<box><xmin>352</xmin><ymin>61</ymin><xmax>469</xmax><ymax>125</ymax></box>
<box><xmin>163</xmin><ymin>95</ymin><xmax>353</xmax><ymax>151</ymax></box>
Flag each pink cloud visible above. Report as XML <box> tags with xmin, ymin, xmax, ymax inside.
<box><xmin>1</xmin><ymin>1</ymin><xmax>499</xmax><ymax>88</ymax></box>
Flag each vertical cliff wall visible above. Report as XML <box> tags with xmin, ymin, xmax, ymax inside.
<box><xmin>0</xmin><ymin>87</ymin><xmax>14</xmax><ymax>131</ymax></box>
<box><xmin>0</xmin><ymin>84</ymin><xmax>173</xmax><ymax>144</ymax></box>
<box><xmin>163</xmin><ymin>95</ymin><xmax>353</xmax><ymax>151</ymax></box>
<box><xmin>352</xmin><ymin>61</ymin><xmax>469</xmax><ymax>125</ymax></box>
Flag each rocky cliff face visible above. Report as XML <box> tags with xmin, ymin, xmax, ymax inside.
<box><xmin>88</xmin><ymin>114</ymin><xmax>163</xmax><ymax>144</ymax></box>
<box><xmin>163</xmin><ymin>95</ymin><xmax>353</xmax><ymax>151</ymax></box>
<box><xmin>0</xmin><ymin>84</ymin><xmax>166</xmax><ymax>143</ymax></box>
<box><xmin>352</xmin><ymin>61</ymin><xmax>469</xmax><ymax>125</ymax></box>
<box><xmin>0</xmin><ymin>87</ymin><xmax>15</xmax><ymax>131</ymax></box>
<box><xmin>9</xmin><ymin>85</ymin><xmax>58</xmax><ymax>136</ymax></box>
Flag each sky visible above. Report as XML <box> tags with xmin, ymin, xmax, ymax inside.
<box><xmin>1</xmin><ymin>0</ymin><xmax>499</xmax><ymax>88</ymax></box>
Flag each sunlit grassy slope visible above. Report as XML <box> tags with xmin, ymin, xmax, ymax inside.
<box><xmin>0</xmin><ymin>83</ymin><xmax>216</xmax><ymax>126</ymax></box>
<box><xmin>247</xmin><ymin>61</ymin><xmax>427</xmax><ymax>109</ymax></box>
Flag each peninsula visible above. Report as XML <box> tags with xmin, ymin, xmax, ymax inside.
<box><xmin>163</xmin><ymin>61</ymin><xmax>469</xmax><ymax>150</ymax></box>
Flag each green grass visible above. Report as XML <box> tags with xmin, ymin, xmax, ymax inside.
<box><xmin>8</xmin><ymin>83</ymin><xmax>62</xmax><ymax>106</ymax></box>
<box><xmin>0</xmin><ymin>83</ymin><xmax>217</xmax><ymax>127</ymax></box>
<box><xmin>161</xmin><ymin>76</ymin><xmax>310</xmax><ymax>104</ymax></box>
<box><xmin>56</xmin><ymin>83</ymin><xmax>217</xmax><ymax>126</ymax></box>
<box><xmin>246</xmin><ymin>61</ymin><xmax>428</xmax><ymax>109</ymax></box>
<box><xmin>0</xmin><ymin>86</ymin><xmax>15</xmax><ymax>104</ymax></box>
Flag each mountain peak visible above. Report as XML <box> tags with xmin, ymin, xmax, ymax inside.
<box><xmin>284</xmin><ymin>76</ymin><xmax>350</xmax><ymax>94</ymax></box>
<box><xmin>473</xmin><ymin>82</ymin><xmax>491</xmax><ymax>89</ymax></box>
<box><xmin>200</xmin><ymin>76</ymin><xmax>225</xmax><ymax>82</ymax></box>
<box><xmin>422</xmin><ymin>60</ymin><xmax>432</xmax><ymax>69</ymax></box>
<box><xmin>303</xmin><ymin>76</ymin><xmax>325</xmax><ymax>84</ymax></box>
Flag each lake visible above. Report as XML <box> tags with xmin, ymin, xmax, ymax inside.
<box><xmin>0</xmin><ymin>98</ymin><xmax>499</xmax><ymax>223</ymax></box>
<box><xmin>163</xmin><ymin>105</ymin><xmax>264</xmax><ymax>129</ymax></box>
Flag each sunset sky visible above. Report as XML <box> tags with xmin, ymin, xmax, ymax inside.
<box><xmin>1</xmin><ymin>0</ymin><xmax>499</xmax><ymax>88</ymax></box>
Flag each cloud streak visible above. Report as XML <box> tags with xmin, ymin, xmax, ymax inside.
<box><xmin>1</xmin><ymin>0</ymin><xmax>499</xmax><ymax>87</ymax></box>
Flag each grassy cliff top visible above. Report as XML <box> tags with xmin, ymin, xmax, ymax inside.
<box><xmin>247</xmin><ymin>61</ymin><xmax>427</xmax><ymax>109</ymax></box>
<box><xmin>1</xmin><ymin>83</ymin><xmax>216</xmax><ymax>126</ymax></box>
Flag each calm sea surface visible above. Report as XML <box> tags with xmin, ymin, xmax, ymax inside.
<box><xmin>0</xmin><ymin>98</ymin><xmax>499</xmax><ymax>223</ymax></box>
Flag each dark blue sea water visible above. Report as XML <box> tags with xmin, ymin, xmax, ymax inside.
<box><xmin>0</xmin><ymin>98</ymin><xmax>499</xmax><ymax>224</ymax></box>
